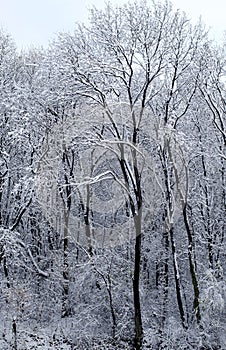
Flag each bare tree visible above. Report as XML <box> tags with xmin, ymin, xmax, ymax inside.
<box><xmin>47</xmin><ymin>1</ymin><xmax>210</xmax><ymax>347</ymax></box>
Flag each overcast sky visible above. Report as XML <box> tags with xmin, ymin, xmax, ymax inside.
<box><xmin>0</xmin><ymin>0</ymin><xmax>225</xmax><ymax>50</ymax></box>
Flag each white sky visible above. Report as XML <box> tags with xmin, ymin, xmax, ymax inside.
<box><xmin>0</xmin><ymin>0</ymin><xmax>225</xmax><ymax>50</ymax></box>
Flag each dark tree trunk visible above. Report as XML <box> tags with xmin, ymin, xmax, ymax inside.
<box><xmin>183</xmin><ymin>205</ymin><xmax>201</xmax><ymax>323</ymax></box>
<box><xmin>133</xmin><ymin>209</ymin><xmax>143</xmax><ymax>350</ymax></box>
<box><xmin>62</xmin><ymin>210</ymin><xmax>70</xmax><ymax>318</ymax></box>
<box><xmin>170</xmin><ymin>227</ymin><xmax>187</xmax><ymax>328</ymax></box>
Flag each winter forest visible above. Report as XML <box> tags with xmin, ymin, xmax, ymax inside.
<box><xmin>0</xmin><ymin>1</ymin><xmax>225</xmax><ymax>349</ymax></box>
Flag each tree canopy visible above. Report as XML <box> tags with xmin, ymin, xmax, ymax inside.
<box><xmin>0</xmin><ymin>1</ymin><xmax>225</xmax><ymax>349</ymax></box>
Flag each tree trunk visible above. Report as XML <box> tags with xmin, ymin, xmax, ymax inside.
<box><xmin>183</xmin><ymin>205</ymin><xmax>201</xmax><ymax>323</ymax></box>
<box><xmin>62</xmin><ymin>210</ymin><xmax>70</xmax><ymax>318</ymax></box>
<box><xmin>169</xmin><ymin>227</ymin><xmax>187</xmax><ymax>328</ymax></box>
<box><xmin>133</xmin><ymin>209</ymin><xmax>143</xmax><ymax>350</ymax></box>
<box><xmin>162</xmin><ymin>230</ymin><xmax>169</xmax><ymax>326</ymax></box>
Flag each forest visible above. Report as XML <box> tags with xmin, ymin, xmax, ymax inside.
<box><xmin>0</xmin><ymin>1</ymin><xmax>225</xmax><ymax>349</ymax></box>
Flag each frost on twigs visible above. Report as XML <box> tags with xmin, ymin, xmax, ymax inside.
<box><xmin>200</xmin><ymin>269</ymin><xmax>225</xmax><ymax>318</ymax></box>
<box><xmin>35</xmin><ymin>103</ymin><xmax>188</xmax><ymax>249</ymax></box>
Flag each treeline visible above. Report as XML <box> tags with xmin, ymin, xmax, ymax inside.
<box><xmin>0</xmin><ymin>1</ymin><xmax>225</xmax><ymax>349</ymax></box>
